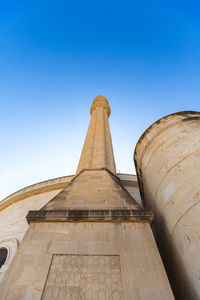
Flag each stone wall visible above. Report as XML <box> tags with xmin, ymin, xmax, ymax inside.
<box><xmin>0</xmin><ymin>222</ymin><xmax>174</xmax><ymax>300</ymax></box>
<box><xmin>0</xmin><ymin>174</ymin><xmax>141</xmax><ymax>243</ymax></box>
<box><xmin>0</xmin><ymin>174</ymin><xmax>141</xmax><ymax>281</ymax></box>
<box><xmin>134</xmin><ymin>111</ymin><xmax>200</xmax><ymax>299</ymax></box>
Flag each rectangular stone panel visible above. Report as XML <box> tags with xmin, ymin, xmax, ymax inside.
<box><xmin>42</xmin><ymin>255</ymin><xmax>123</xmax><ymax>300</ymax></box>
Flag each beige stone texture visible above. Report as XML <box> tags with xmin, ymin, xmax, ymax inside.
<box><xmin>0</xmin><ymin>173</ymin><xmax>142</xmax><ymax>286</ymax></box>
<box><xmin>0</xmin><ymin>222</ymin><xmax>174</xmax><ymax>300</ymax></box>
<box><xmin>0</xmin><ymin>96</ymin><xmax>173</xmax><ymax>299</ymax></box>
<box><xmin>77</xmin><ymin>96</ymin><xmax>116</xmax><ymax>174</ymax></box>
<box><xmin>42</xmin><ymin>254</ymin><xmax>124</xmax><ymax>300</ymax></box>
<box><xmin>43</xmin><ymin>170</ymin><xmax>140</xmax><ymax>210</ymax></box>
<box><xmin>0</xmin><ymin>190</ymin><xmax>62</xmax><ymax>243</ymax></box>
<box><xmin>0</xmin><ymin>174</ymin><xmax>140</xmax><ymax>245</ymax></box>
<box><xmin>134</xmin><ymin>111</ymin><xmax>200</xmax><ymax>299</ymax></box>
<box><xmin>119</xmin><ymin>174</ymin><xmax>142</xmax><ymax>206</ymax></box>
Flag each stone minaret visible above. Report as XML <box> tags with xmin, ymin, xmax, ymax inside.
<box><xmin>77</xmin><ymin>96</ymin><xmax>116</xmax><ymax>174</ymax></box>
<box><xmin>41</xmin><ymin>96</ymin><xmax>139</xmax><ymax>211</ymax></box>
<box><xmin>0</xmin><ymin>96</ymin><xmax>174</xmax><ymax>300</ymax></box>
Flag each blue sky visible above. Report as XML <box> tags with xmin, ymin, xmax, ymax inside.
<box><xmin>0</xmin><ymin>0</ymin><xmax>200</xmax><ymax>200</ymax></box>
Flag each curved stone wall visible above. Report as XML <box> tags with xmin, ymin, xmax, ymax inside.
<box><xmin>134</xmin><ymin>111</ymin><xmax>200</xmax><ymax>300</ymax></box>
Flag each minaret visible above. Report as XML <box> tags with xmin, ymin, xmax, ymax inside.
<box><xmin>41</xmin><ymin>95</ymin><xmax>140</xmax><ymax>210</ymax></box>
<box><xmin>0</xmin><ymin>96</ymin><xmax>174</xmax><ymax>300</ymax></box>
<box><xmin>77</xmin><ymin>96</ymin><xmax>116</xmax><ymax>174</ymax></box>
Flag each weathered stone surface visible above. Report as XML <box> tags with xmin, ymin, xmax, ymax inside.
<box><xmin>26</xmin><ymin>209</ymin><xmax>154</xmax><ymax>223</ymax></box>
<box><xmin>77</xmin><ymin>96</ymin><xmax>115</xmax><ymax>174</ymax></box>
<box><xmin>0</xmin><ymin>174</ymin><xmax>141</xmax><ymax>246</ymax></box>
<box><xmin>0</xmin><ymin>96</ymin><xmax>174</xmax><ymax>299</ymax></box>
<box><xmin>42</xmin><ymin>169</ymin><xmax>141</xmax><ymax>211</ymax></box>
<box><xmin>135</xmin><ymin>111</ymin><xmax>200</xmax><ymax>300</ymax></box>
<box><xmin>41</xmin><ymin>255</ymin><xmax>123</xmax><ymax>300</ymax></box>
<box><xmin>0</xmin><ymin>222</ymin><xmax>174</xmax><ymax>300</ymax></box>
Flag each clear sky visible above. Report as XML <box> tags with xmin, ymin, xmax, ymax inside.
<box><xmin>1</xmin><ymin>0</ymin><xmax>200</xmax><ymax>200</ymax></box>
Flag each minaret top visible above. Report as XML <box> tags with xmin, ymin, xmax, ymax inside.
<box><xmin>90</xmin><ymin>95</ymin><xmax>111</xmax><ymax>117</ymax></box>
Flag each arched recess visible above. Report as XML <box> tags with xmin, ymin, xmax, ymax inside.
<box><xmin>0</xmin><ymin>248</ymin><xmax>8</xmax><ymax>268</ymax></box>
<box><xmin>0</xmin><ymin>238</ymin><xmax>18</xmax><ymax>282</ymax></box>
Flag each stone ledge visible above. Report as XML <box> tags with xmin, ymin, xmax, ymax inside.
<box><xmin>26</xmin><ymin>209</ymin><xmax>154</xmax><ymax>224</ymax></box>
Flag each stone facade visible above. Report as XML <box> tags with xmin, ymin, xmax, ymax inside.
<box><xmin>0</xmin><ymin>222</ymin><xmax>173</xmax><ymax>300</ymax></box>
<box><xmin>0</xmin><ymin>96</ymin><xmax>174</xmax><ymax>299</ymax></box>
<box><xmin>0</xmin><ymin>174</ymin><xmax>141</xmax><ymax>243</ymax></box>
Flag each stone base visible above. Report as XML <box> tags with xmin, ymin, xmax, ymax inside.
<box><xmin>0</xmin><ymin>222</ymin><xmax>174</xmax><ymax>300</ymax></box>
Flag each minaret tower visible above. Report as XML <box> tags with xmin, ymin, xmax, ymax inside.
<box><xmin>0</xmin><ymin>96</ymin><xmax>174</xmax><ymax>300</ymax></box>
<box><xmin>77</xmin><ymin>96</ymin><xmax>116</xmax><ymax>174</ymax></box>
<box><xmin>40</xmin><ymin>95</ymin><xmax>140</xmax><ymax>211</ymax></box>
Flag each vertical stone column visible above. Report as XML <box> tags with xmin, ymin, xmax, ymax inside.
<box><xmin>134</xmin><ymin>111</ymin><xmax>200</xmax><ymax>300</ymax></box>
<box><xmin>76</xmin><ymin>96</ymin><xmax>116</xmax><ymax>174</ymax></box>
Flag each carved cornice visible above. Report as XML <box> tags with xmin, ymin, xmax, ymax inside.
<box><xmin>26</xmin><ymin>209</ymin><xmax>154</xmax><ymax>224</ymax></box>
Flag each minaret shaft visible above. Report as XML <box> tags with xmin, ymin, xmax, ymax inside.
<box><xmin>42</xmin><ymin>95</ymin><xmax>139</xmax><ymax>211</ymax></box>
<box><xmin>77</xmin><ymin>98</ymin><xmax>116</xmax><ymax>174</ymax></box>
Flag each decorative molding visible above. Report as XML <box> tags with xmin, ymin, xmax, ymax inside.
<box><xmin>26</xmin><ymin>209</ymin><xmax>154</xmax><ymax>224</ymax></box>
<box><xmin>41</xmin><ymin>255</ymin><xmax>123</xmax><ymax>300</ymax></box>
